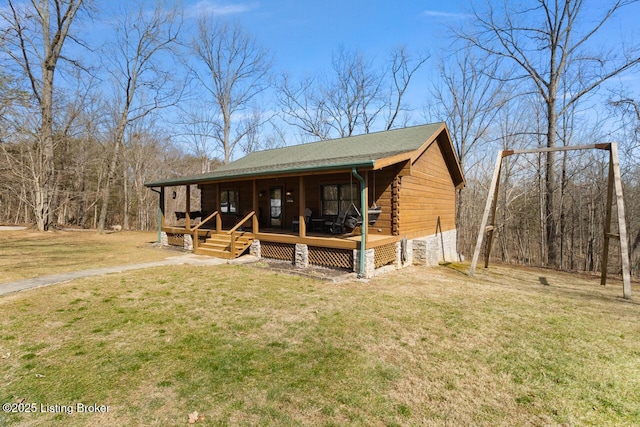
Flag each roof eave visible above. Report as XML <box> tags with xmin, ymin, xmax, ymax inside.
<box><xmin>373</xmin><ymin>152</ymin><xmax>413</xmax><ymax>170</ymax></box>
<box><xmin>407</xmin><ymin>123</ymin><xmax>465</xmax><ymax>189</ymax></box>
<box><xmin>144</xmin><ymin>160</ymin><xmax>376</xmax><ymax>188</ymax></box>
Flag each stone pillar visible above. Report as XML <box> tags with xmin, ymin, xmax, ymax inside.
<box><xmin>441</xmin><ymin>229</ymin><xmax>459</xmax><ymax>262</ymax></box>
<box><xmin>413</xmin><ymin>238</ymin><xmax>438</xmax><ymax>266</ymax></box>
<box><xmin>353</xmin><ymin>248</ymin><xmax>375</xmax><ymax>278</ymax></box>
<box><xmin>250</xmin><ymin>239</ymin><xmax>261</xmax><ymax>258</ymax></box>
<box><xmin>412</xmin><ymin>229</ymin><xmax>460</xmax><ymax>266</ymax></box>
<box><xmin>412</xmin><ymin>239</ymin><xmax>425</xmax><ymax>265</ymax></box>
<box><xmin>295</xmin><ymin>243</ymin><xmax>309</xmax><ymax>268</ymax></box>
<box><xmin>183</xmin><ymin>233</ymin><xmax>193</xmax><ymax>251</ymax></box>
<box><xmin>161</xmin><ymin>231</ymin><xmax>168</xmax><ymax>247</ymax></box>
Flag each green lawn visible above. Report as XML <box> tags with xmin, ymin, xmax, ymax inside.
<box><xmin>0</xmin><ymin>230</ymin><xmax>170</xmax><ymax>283</ymax></box>
<box><xmin>1</xmin><ymin>259</ymin><xmax>639</xmax><ymax>426</ymax></box>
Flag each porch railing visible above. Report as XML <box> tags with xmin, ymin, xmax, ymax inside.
<box><xmin>227</xmin><ymin>211</ymin><xmax>258</xmax><ymax>256</ymax></box>
<box><xmin>192</xmin><ymin>210</ymin><xmax>220</xmax><ymax>252</ymax></box>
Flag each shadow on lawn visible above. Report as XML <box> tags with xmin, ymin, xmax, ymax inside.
<box><xmin>443</xmin><ymin>261</ymin><xmax>639</xmax><ymax>307</ymax></box>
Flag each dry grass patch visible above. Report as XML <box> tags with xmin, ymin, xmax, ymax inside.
<box><xmin>0</xmin><ymin>230</ymin><xmax>170</xmax><ymax>283</ymax></box>
<box><xmin>0</xmin><ymin>262</ymin><xmax>639</xmax><ymax>426</ymax></box>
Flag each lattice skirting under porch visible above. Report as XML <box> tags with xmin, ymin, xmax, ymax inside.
<box><xmin>308</xmin><ymin>246</ymin><xmax>353</xmax><ymax>270</ymax></box>
<box><xmin>374</xmin><ymin>243</ymin><xmax>397</xmax><ymax>269</ymax></box>
<box><xmin>167</xmin><ymin>233</ymin><xmax>184</xmax><ymax>247</ymax></box>
<box><xmin>261</xmin><ymin>242</ymin><xmax>295</xmax><ymax>261</ymax></box>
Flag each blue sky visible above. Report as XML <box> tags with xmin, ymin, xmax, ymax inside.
<box><xmin>156</xmin><ymin>0</ymin><xmax>638</xmax><ymax>157</ymax></box>
<box><xmin>175</xmin><ymin>0</ymin><xmax>639</xmax><ymax>82</ymax></box>
<box><xmin>67</xmin><ymin>0</ymin><xmax>639</xmax><ymax>158</ymax></box>
<box><xmin>180</xmin><ymin>0</ymin><xmax>465</xmax><ymax>76</ymax></box>
<box><xmin>173</xmin><ymin>0</ymin><xmax>473</xmax><ymax>143</ymax></box>
<box><xmin>177</xmin><ymin>1</ymin><xmax>640</xmax><ymax>124</ymax></box>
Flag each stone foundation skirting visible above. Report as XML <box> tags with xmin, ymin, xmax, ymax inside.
<box><xmin>162</xmin><ymin>229</ymin><xmax>460</xmax><ymax>278</ymax></box>
<box><xmin>412</xmin><ymin>229</ymin><xmax>458</xmax><ymax>267</ymax></box>
<box><xmin>351</xmin><ymin>229</ymin><xmax>459</xmax><ymax>278</ymax></box>
<box><xmin>161</xmin><ymin>231</ymin><xmax>194</xmax><ymax>251</ymax></box>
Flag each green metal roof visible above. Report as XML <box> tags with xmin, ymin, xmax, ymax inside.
<box><xmin>145</xmin><ymin>123</ymin><xmax>447</xmax><ymax>187</ymax></box>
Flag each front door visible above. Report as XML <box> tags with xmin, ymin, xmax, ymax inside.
<box><xmin>269</xmin><ymin>187</ymin><xmax>283</xmax><ymax>228</ymax></box>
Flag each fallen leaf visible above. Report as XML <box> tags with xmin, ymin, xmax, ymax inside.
<box><xmin>188</xmin><ymin>411</ymin><xmax>205</xmax><ymax>424</ymax></box>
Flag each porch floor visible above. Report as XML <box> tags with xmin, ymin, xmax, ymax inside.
<box><xmin>163</xmin><ymin>226</ymin><xmax>399</xmax><ymax>250</ymax></box>
<box><xmin>256</xmin><ymin>228</ymin><xmax>399</xmax><ymax>250</ymax></box>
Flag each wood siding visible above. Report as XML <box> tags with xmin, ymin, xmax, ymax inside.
<box><xmin>367</xmin><ymin>166</ymin><xmax>397</xmax><ymax>236</ymax></box>
<box><xmin>197</xmin><ymin>145</ymin><xmax>458</xmax><ymax>241</ymax></box>
<box><xmin>400</xmin><ymin>139</ymin><xmax>456</xmax><ymax>239</ymax></box>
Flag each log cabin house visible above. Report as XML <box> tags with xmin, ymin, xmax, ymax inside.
<box><xmin>145</xmin><ymin>122</ymin><xmax>465</xmax><ymax>277</ymax></box>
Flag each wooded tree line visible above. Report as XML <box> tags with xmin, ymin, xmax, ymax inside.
<box><xmin>1</xmin><ymin>0</ymin><xmax>639</xmax><ymax>276</ymax></box>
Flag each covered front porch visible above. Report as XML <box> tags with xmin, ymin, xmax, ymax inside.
<box><xmin>154</xmin><ymin>167</ymin><xmax>403</xmax><ymax>274</ymax></box>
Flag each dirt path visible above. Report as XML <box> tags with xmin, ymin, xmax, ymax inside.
<box><xmin>0</xmin><ymin>254</ymin><xmax>231</xmax><ymax>296</ymax></box>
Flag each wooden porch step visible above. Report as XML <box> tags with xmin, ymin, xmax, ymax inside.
<box><xmin>194</xmin><ymin>247</ymin><xmax>235</xmax><ymax>259</ymax></box>
<box><xmin>195</xmin><ymin>232</ymin><xmax>253</xmax><ymax>259</ymax></box>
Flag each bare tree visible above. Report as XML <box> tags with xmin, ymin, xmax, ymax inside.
<box><xmin>430</xmin><ymin>46</ymin><xmax>508</xmax><ymax>174</ymax></box>
<box><xmin>278</xmin><ymin>46</ymin><xmax>427</xmax><ymax>141</ymax></box>
<box><xmin>461</xmin><ymin>0</ymin><xmax>640</xmax><ymax>267</ymax></box>
<box><xmin>610</xmin><ymin>96</ymin><xmax>640</xmax><ymax>155</ymax></box>
<box><xmin>276</xmin><ymin>74</ymin><xmax>333</xmax><ymax>140</ymax></box>
<box><xmin>324</xmin><ymin>46</ymin><xmax>385</xmax><ymax>137</ymax></box>
<box><xmin>386</xmin><ymin>46</ymin><xmax>429</xmax><ymax>130</ymax></box>
<box><xmin>190</xmin><ymin>17</ymin><xmax>271</xmax><ymax>164</ymax></box>
<box><xmin>0</xmin><ymin>0</ymin><xmax>86</xmax><ymax>231</ymax></box>
<box><xmin>96</xmin><ymin>1</ymin><xmax>181</xmax><ymax>232</ymax></box>
<box><xmin>427</xmin><ymin>45</ymin><xmax>508</xmax><ymax>257</ymax></box>
<box><xmin>175</xmin><ymin>106</ymin><xmax>221</xmax><ymax>173</ymax></box>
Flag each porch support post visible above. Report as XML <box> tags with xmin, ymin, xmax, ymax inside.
<box><xmin>299</xmin><ymin>175</ymin><xmax>306</xmax><ymax>238</ymax></box>
<box><xmin>185</xmin><ymin>185</ymin><xmax>191</xmax><ymax>231</ymax></box>
<box><xmin>215</xmin><ymin>183</ymin><xmax>221</xmax><ymax>233</ymax></box>
<box><xmin>160</xmin><ymin>187</ymin><xmax>165</xmax><ymax>230</ymax></box>
<box><xmin>252</xmin><ymin>180</ymin><xmax>259</xmax><ymax>233</ymax></box>
<box><xmin>152</xmin><ymin>187</ymin><xmax>165</xmax><ymax>243</ymax></box>
<box><xmin>352</xmin><ymin>168</ymin><xmax>367</xmax><ymax>278</ymax></box>
<box><xmin>363</xmin><ymin>171</ymin><xmax>369</xmax><ymax>243</ymax></box>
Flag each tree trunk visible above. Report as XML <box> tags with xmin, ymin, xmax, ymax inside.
<box><xmin>97</xmin><ymin>135</ymin><xmax>122</xmax><ymax>232</ymax></box>
<box><xmin>546</xmin><ymin>97</ymin><xmax>559</xmax><ymax>267</ymax></box>
<box><xmin>34</xmin><ymin>67</ymin><xmax>57</xmax><ymax>231</ymax></box>
<box><xmin>123</xmin><ymin>163</ymin><xmax>130</xmax><ymax>230</ymax></box>
<box><xmin>223</xmin><ymin>115</ymin><xmax>231</xmax><ymax>164</ymax></box>
<box><xmin>538</xmin><ymin>153</ymin><xmax>547</xmax><ymax>264</ymax></box>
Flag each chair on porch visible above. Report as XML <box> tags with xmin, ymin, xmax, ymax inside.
<box><xmin>324</xmin><ymin>211</ymin><xmax>347</xmax><ymax>234</ymax></box>
<box><xmin>328</xmin><ymin>203</ymin><xmax>360</xmax><ymax>234</ymax></box>
<box><xmin>327</xmin><ymin>204</ymin><xmax>382</xmax><ymax>234</ymax></box>
<box><xmin>292</xmin><ymin>208</ymin><xmax>312</xmax><ymax>232</ymax></box>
